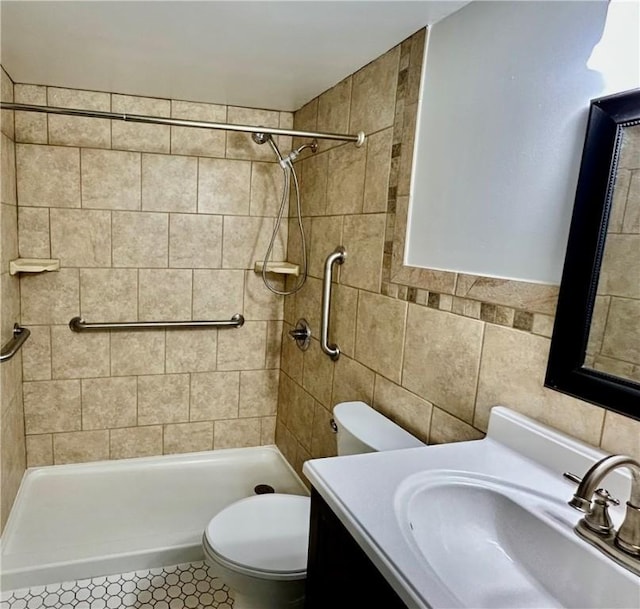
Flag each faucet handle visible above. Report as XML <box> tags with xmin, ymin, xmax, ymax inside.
<box><xmin>563</xmin><ymin>472</ymin><xmax>582</xmax><ymax>484</ymax></box>
<box><xmin>584</xmin><ymin>488</ymin><xmax>619</xmax><ymax>535</ymax></box>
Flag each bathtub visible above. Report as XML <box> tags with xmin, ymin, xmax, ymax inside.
<box><xmin>0</xmin><ymin>446</ymin><xmax>307</xmax><ymax>591</ymax></box>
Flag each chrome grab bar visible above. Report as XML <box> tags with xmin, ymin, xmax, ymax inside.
<box><xmin>0</xmin><ymin>324</ymin><xmax>31</xmax><ymax>363</ymax></box>
<box><xmin>69</xmin><ymin>314</ymin><xmax>244</xmax><ymax>332</ymax></box>
<box><xmin>320</xmin><ymin>247</ymin><xmax>346</xmax><ymax>360</ymax></box>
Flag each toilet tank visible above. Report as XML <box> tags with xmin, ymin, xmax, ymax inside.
<box><xmin>333</xmin><ymin>401</ymin><xmax>424</xmax><ymax>456</ymax></box>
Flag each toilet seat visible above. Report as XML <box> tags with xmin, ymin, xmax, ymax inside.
<box><xmin>203</xmin><ymin>494</ymin><xmax>310</xmax><ymax>581</ymax></box>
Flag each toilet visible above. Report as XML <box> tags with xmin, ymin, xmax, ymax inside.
<box><xmin>202</xmin><ymin>401</ymin><xmax>424</xmax><ymax>608</ymax></box>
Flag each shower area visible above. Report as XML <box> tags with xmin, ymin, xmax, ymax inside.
<box><xmin>0</xmin><ymin>1</ymin><xmax>426</xmax><ymax>602</ymax></box>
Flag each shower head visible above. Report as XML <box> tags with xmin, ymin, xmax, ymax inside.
<box><xmin>252</xmin><ymin>132</ymin><xmax>272</xmax><ymax>145</ymax></box>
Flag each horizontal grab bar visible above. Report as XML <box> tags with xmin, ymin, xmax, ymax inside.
<box><xmin>0</xmin><ymin>325</ymin><xmax>31</xmax><ymax>363</ymax></box>
<box><xmin>69</xmin><ymin>314</ymin><xmax>244</xmax><ymax>332</ymax></box>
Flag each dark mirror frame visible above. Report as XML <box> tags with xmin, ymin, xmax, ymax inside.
<box><xmin>546</xmin><ymin>88</ymin><xmax>640</xmax><ymax>422</ymax></box>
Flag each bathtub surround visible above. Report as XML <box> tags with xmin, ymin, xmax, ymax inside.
<box><xmin>0</xmin><ymin>67</ymin><xmax>26</xmax><ymax>533</ymax></box>
<box><xmin>12</xmin><ymin>85</ymin><xmax>292</xmax><ymax>467</ymax></box>
<box><xmin>276</xmin><ymin>28</ymin><xmax>640</xmax><ymax>479</ymax></box>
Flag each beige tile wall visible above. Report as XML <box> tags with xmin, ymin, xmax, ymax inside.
<box><xmin>586</xmin><ymin>125</ymin><xmax>640</xmax><ymax>381</ymax></box>
<box><xmin>14</xmin><ymin>85</ymin><xmax>292</xmax><ymax>466</ymax></box>
<box><xmin>0</xmin><ymin>66</ymin><xmax>26</xmax><ymax>533</ymax></box>
<box><xmin>277</xmin><ymin>29</ymin><xmax>640</xmax><ymax>481</ymax></box>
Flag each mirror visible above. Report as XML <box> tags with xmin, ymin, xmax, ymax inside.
<box><xmin>546</xmin><ymin>88</ymin><xmax>640</xmax><ymax>421</ymax></box>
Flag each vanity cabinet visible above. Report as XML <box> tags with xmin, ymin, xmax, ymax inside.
<box><xmin>305</xmin><ymin>489</ymin><xmax>408</xmax><ymax>609</ymax></box>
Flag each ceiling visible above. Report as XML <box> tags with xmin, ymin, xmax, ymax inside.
<box><xmin>0</xmin><ymin>1</ymin><xmax>468</xmax><ymax>112</ymax></box>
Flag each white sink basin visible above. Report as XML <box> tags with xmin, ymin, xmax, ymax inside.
<box><xmin>395</xmin><ymin>472</ymin><xmax>639</xmax><ymax>609</ymax></box>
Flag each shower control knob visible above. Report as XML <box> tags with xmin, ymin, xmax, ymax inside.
<box><xmin>289</xmin><ymin>319</ymin><xmax>311</xmax><ymax>351</ymax></box>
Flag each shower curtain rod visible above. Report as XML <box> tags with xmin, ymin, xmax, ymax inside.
<box><xmin>0</xmin><ymin>102</ymin><xmax>366</xmax><ymax>146</ymax></box>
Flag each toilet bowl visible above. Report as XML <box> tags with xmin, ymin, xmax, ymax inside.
<box><xmin>202</xmin><ymin>401</ymin><xmax>423</xmax><ymax>608</ymax></box>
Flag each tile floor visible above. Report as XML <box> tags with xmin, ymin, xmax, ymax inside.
<box><xmin>0</xmin><ymin>562</ymin><xmax>234</xmax><ymax>609</ymax></box>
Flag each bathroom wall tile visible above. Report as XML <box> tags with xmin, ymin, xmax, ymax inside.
<box><xmin>356</xmin><ymin>291</ymin><xmax>407</xmax><ymax>383</ymax></box>
<box><xmin>1</xmin><ymin>274</ymin><xmax>19</xmax><ymax>348</ymax></box>
<box><xmin>287</xmin><ymin>383</ymin><xmax>316</xmax><ymax>452</ymax></box>
<box><xmin>51</xmin><ymin>325</ymin><xmax>110</xmax><ymax>379</ymax></box>
<box><xmin>309</xmin><ymin>215</ymin><xmax>343</xmax><ymax>279</ymax></box>
<box><xmin>601</xmin><ymin>298</ymin><xmax>640</xmax><ymax>364</ymax></box>
<box><xmin>402</xmin><ymin>305</ymin><xmax>484</xmax><ymax>423</ymax></box>
<box><xmin>82</xmin><ymin>376</ymin><xmax>137</xmax><ymax>430</ymax></box>
<box><xmin>48</xmin><ymin>115</ymin><xmax>110</xmax><ymax>149</ymax></box>
<box><xmin>80</xmin><ymin>269</ymin><xmax>138</xmax><ymax>323</ymax></box>
<box><xmin>623</xmin><ymin>171</ymin><xmax>640</xmax><ymax>232</ymax></box>
<box><xmin>266</xmin><ymin>320</ymin><xmax>283</xmax><ymax>368</ymax></box>
<box><xmin>112</xmin><ymin>94</ymin><xmax>170</xmax><ymax>153</ymax></box>
<box><xmin>169</xmin><ymin>213</ymin><xmax>222</xmax><ymax>268</ymax></box>
<box><xmin>217</xmin><ymin>321</ymin><xmax>267</xmax><ymax>370</ymax></box>
<box><xmin>294</xmin><ymin>276</ymin><xmax>322</xmax><ymax>339</ymax></box>
<box><xmin>192</xmin><ymin>270</ymin><xmax>244</xmax><ymax>319</ymax></box>
<box><xmin>138</xmin><ymin>269</ymin><xmax>192</xmax><ymax>321</ymax></box>
<box><xmin>429</xmin><ymin>407</ymin><xmax>484</xmax><ymax>445</ymax></box>
<box><xmin>53</xmin><ymin>430</ymin><xmax>109</xmax><ymax>465</ymax></box>
<box><xmin>0</xmin><ymin>67</ymin><xmax>14</xmax><ymax>141</ymax></box>
<box><xmin>1</xmin><ymin>135</ymin><xmax>16</xmax><ymax>205</ymax></box>
<box><xmin>165</xmin><ymin>329</ymin><xmax>218</xmax><ymax>373</ymax></box>
<box><xmin>326</xmin><ymin>144</ymin><xmax>366</xmax><ymax>215</ymax></box>
<box><xmin>239</xmin><ymin>369</ymin><xmax>279</xmax><ymax>417</ymax></box>
<box><xmin>276</xmin><ymin>420</ymin><xmax>297</xmax><ymax>465</ymax></box>
<box><xmin>164</xmin><ymin>421</ymin><xmax>213</xmax><ymax>454</ymax></box>
<box><xmin>112</xmin><ymin>211</ymin><xmax>168</xmax><ymax>267</ymax></box>
<box><xmin>171</xmin><ymin>100</ymin><xmax>226</xmax><ymax>158</ymax></box>
<box><xmin>1</xmin><ymin>400</ymin><xmax>25</xmax><ymax>530</ymax></box>
<box><xmin>214</xmin><ymin>418</ymin><xmax>261</xmax><ymax>450</ymax></box>
<box><xmin>330</xmin><ymin>283</ymin><xmax>358</xmax><ymax>358</ymax></box>
<box><xmin>243</xmin><ymin>271</ymin><xmax>284</xmax><ymax>320</ymax></box>
<box><xmin>23</xmin><ymin>379</ymin><xmax>81</xmax><ymax>434</ymax></box>
<box><xmin>21</xmin><ymin>325</ymin><xmax>51</xmax><ymax>381</ymax></box>
<box><xmin>277</xmin><ymin>371</ymin><xmax>294</xmax><ymax>427</ymax></box>
<box><xmin>142</xmin><ymin>154</ymin><xmax>197</xmax><ymax>212</ymax></box>
<box><xmin>110</xmin><ymin>332</ymin><xmax>165</xmax><ymax>376</ymax></box>
<box><xmin>21</xmin><ymin>268</ymin><xmax>80</xmax><ymax>325</ymax></box>
<box><xmin>110</xmin><ymin>426</ymin><xmax>163</xmax><ymax>460</ymax></box>
<box><xmin>48</xmin><ymin>87</ymin><xmax>110</xmax><ymax>110</ymax></box>
<box><xmin>300</xmin><ymin>153</ymin><xmax>328</xmax><ymax>217</ymax></box>
<box><xmin>364</xmin><ymin>128</ymin><xmax>393</xmax><ymax>213</ymax></box>
<box><xmin>198</xmin><ymin>158</ymin><xmax>251</xmax><ymax>215</ymax></box>
<box><xmin>599</xmin><ymin>235</ymin><xmax>640</xmax><ymax>299</ymax></box>
<box><xmin>81</xmin><ymin>149</ymin><xmax>141</xmax><ymax>210</ymax></box>
<box><xmin>373</xmin><ymin>375</ymin><xmax>432</xmax><ymax>443</ymax></box>
<box><xmin>601</xmin><ymin>410</ymin><xmax>640</xmax><ymax>460</ymax></box>
<box><xmin>350</xmin><ymin>46</ymin><xmax>399</xmax><ymax>134</ymax></box>
<box><xmin>138</xmin><ymin>374</ymin><xmax>189</xmax><ymax>425</ymax></box>
<box><xmin>317</xmin><ymin>77</ymin><xmax>352</xmax><ymax>148</ymax></box>
<box><xmin>302</xmin><ymin>340</ymin><xmax>334</xmax><ymax>407</ymax></box>
<box><xmin>1</xmin><ymin>203</ymin><xmax>18</xmax><ymax>271</ymax></box>
<box><xmin>222</xmin><ymin>216</ymin><xmax>284</xmax><ymax>269</ymax></box>
<box><xmin>18</xmin><ymin>207</ymin><xmax>50</xmax><ymax>257</ymax></box>
<box><xmin>261</xmin><ymin>416</ymin><xmax>277</xmax><ymax>445</ymax></box>
<box><xmin>50</xmin><ymin>208</ymin><xmax>111</xmax><ymax>267</ymax></box>
<box><xmin>14</xmin><ymin>84</ymin><xmax>47</xmax><ymax>144</ymax></box>
<box><xmin>281</xmin><ymin>324</ymin><xmax>303</xmax><ymax>384</ymax></box>
<box><xmin>190</xmin><ymin>371</ymin><xmax>240</xmax><ymax>421</ymax></box>
<box><xmin>310</xmin><ymin>402</ymin><xmax>337</xmax><ymax>458</ymax></box>
<box><xmin>532</xmin><ymin>313</ymin><xmax>555</xmax><ymax>338</ymax></box>
<box><xmin>250</xmin><ymin>161</ymin><xmax>282</xmax><ymax>217</ymax></box>
<box><xmin>397</xmin><ymin>102</ymin><xmax>417</xmax><ymax>197</ymax></box>
<box><xmin>475</xmin><ymin>325</ymin><xmax>605</xmax><ymax>446</ymax></box>
<box><xmin>26</xmin><ymin>434</ymin><xmax>53</xmax><ymax>467</ymax></box>
<box><xmin>226</xmin><ymin>107</ymin><xmax>280</xmax><ymax>161</ymax></box>
<box><xmin>331</xmin><ymin>355</ymin><xmax>375</xmax><ymax>407</ymax></box>
<box><xmin>17</xmin><ymin>144</ymin><xmax>80</xmax><ymax>207</ymax></box>
<box><xmin>340</xmin><ymin>214</ymin><xmax>385</xmax><ymax>292</ymax></box>
<box><xmin>294</xmin><ymin>99</ymin><xmax>318</xmax><ymax>132</ymax></box>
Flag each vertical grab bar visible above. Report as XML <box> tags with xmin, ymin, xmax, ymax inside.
<box><xmin>321</xmin><ymin>246</ymin><xmax>346</xmax><ymax>360</ymax></box>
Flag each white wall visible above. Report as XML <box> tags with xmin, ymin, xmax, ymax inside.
<box><xmin>407</xmin><ymin>1</ymin><xmax>613</xmax><ymax>284</ymax></box>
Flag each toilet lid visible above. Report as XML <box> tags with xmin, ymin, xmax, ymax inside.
<box><xmin>205</xmin><ymin>494</ymin><xmax>310</xmax><ymax>575</ymax></box>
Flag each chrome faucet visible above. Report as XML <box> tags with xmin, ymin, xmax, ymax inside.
<box><xmin>567</xmin><ymin>454</ymin><xmax>640</xmax><ymax>576</ymax></box>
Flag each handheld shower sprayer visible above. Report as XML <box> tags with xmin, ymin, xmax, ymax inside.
<box><xmin>251</xmin><ymin>130</ymin><xmax>318</xmax><ymax>296</ymax></box>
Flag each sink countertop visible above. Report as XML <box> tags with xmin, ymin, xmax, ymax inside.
<box><xmin>302</xmin><ymin>407</ymin><xmax>635</xmax><ymax>609</ymax></box>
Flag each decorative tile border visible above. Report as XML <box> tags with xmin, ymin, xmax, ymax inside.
<box><xmin>0</xmin><ymin>562</ymin><xmax>233</xmax><ymax>609</ymax></box>
<box><xmin>383</xmin><ymin>28</ymin><xmax>560</xmax><ymax>324</ymax></box>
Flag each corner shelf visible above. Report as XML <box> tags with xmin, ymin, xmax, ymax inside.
<box><xmin>253</xmin><ymin>261</ymin><xmax>300</xmax><ymax>276</ymax></box>
<box><xmin>9</xmin><ymin>258</ymin><xmax>60</xmax><ymax>275</ymax></box>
